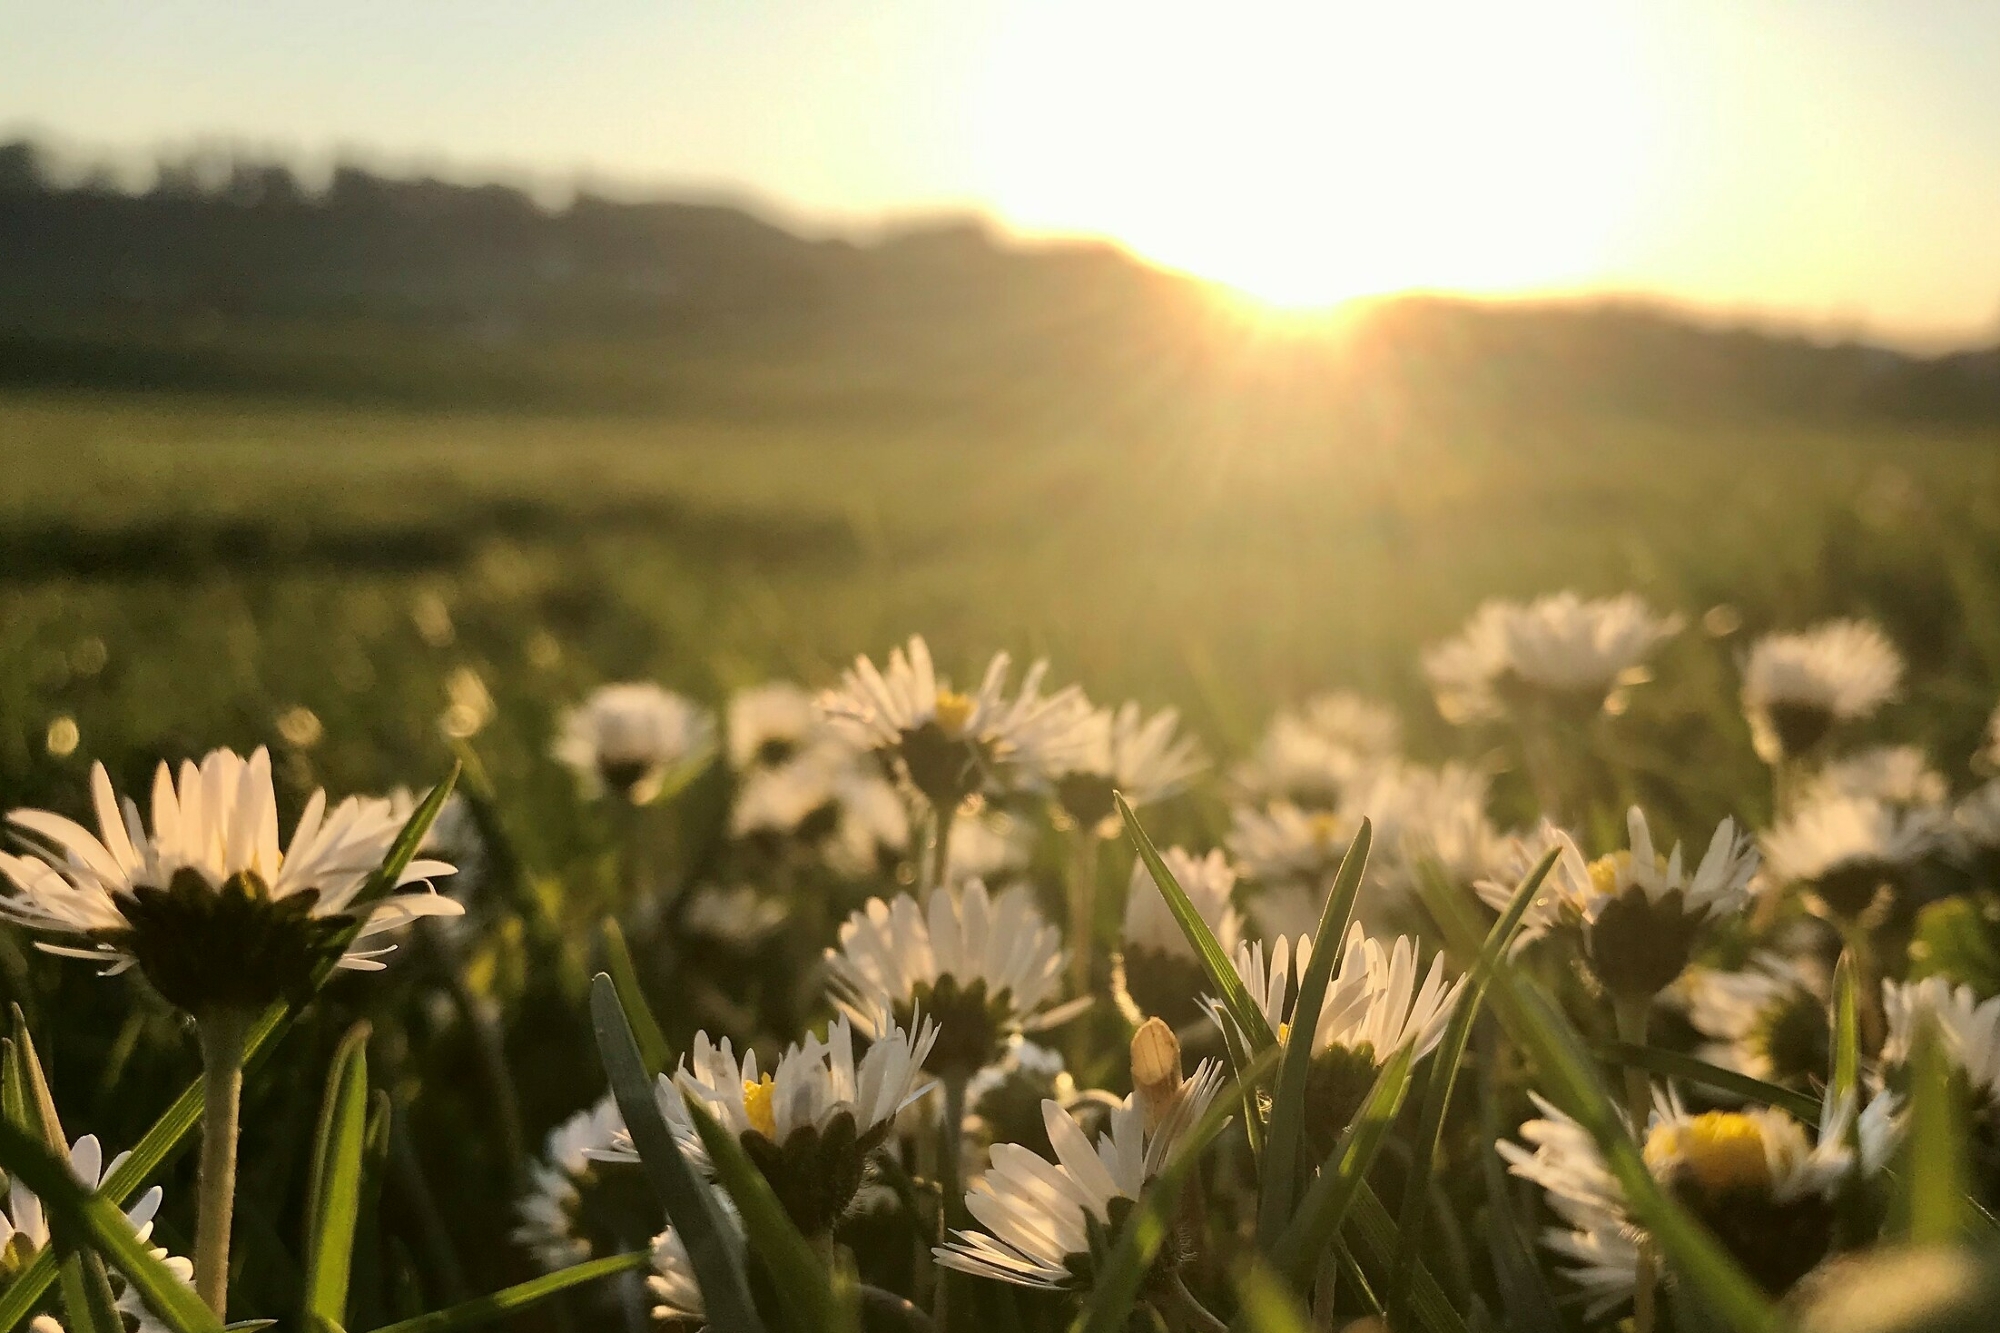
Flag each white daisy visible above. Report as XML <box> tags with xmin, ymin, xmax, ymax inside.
<box><xmin>1882</xmin><ymin>978</ymin><xmax>2000</xmax><ymax>1109</ymax></box>
<box><xmin>553</xmin><ymin>683</ymin><xmax>717</xmax><ymax>805</ymax></box>
<box><xmin>1679</xmin><ymin>953</ymin><xmax>1830</xmax><ymax>1088</ymax></box>
<box><xmin>1471</xmin><ymin>821</ymin><xmax>1572</xmax><ymax>949</ymax></box>
<box><xmin>1741</xmin><ymin>620</ymin><xmax>1903</xmax><ymax>763</ymax></box>
<box><xmin>0</xmin><ymin>749</ymin><xmax>458</xmax><ymax>1012</ymax></box>
<box><xmin>0</xmin><ymin>1134</ymin><xmax>195</xmax><ymax>1333</ymax></box>
<box><xmin>1547</xmin><ymin>806</ymin><xmax>1759</xmax><ymax>998</ymax></box>
<box><xmin>942</xmin><ymin>810</ymin><xmax>1035</xmax><ymax>888</ymax></box>
<box><xmin>1044</xmin><ymin>700</ymin><xmax>1206</xmax><ymax>835</ymax></box>
<box><xmin>827</xmin><ymin>880</ymin><xmax>1069</xmax><ymax>1075</ymax></box>
<box><xmin>1761</xmin><ymin>793</ymin><xmax>1948</xmax><ymax>918</ymax></box>
<box><xmin>934</xmin><ymin>1059</ymin><xmax>1225</xmax><ymax>1289</ymax></box>
<box><xmin>513</xmin><ymin>1094</ymin><xmax>657</xmax><ymax>1271</ymax></box>
<box><xmin>818</xmin><ymin>636</ymin><xmax>1091</xmax><ymax>806</ymax></box>
<box><xmin>1351</xmin><ymin>761</ymin><xmax>1504</xmax><ymax>903</ymax></box>
<box><xmin>1423</xmin><ymin>592</ymin><xmax>1681</xmax><ymax>723</ymax></box>
<box><xmin>1798</xmin><ymin>745</ymin><xmax>1947</xmax><ymax>811</ymax></box>
<box><xmin>725</xmin><ymin>681</ymin><xmax>832</xmax><ymax>771</ymax></box>
<box><xmin>1231</xmin><ymin>694</ymin><xmax>1401</xmax><ymax>810</ymax></box>
<box><xmin>1114</xmin><ymin>848</ymin><xmax>1242</xmax><ymax>1029</ymax></box>
<box><xmin>1228</xmin><ymin>801</ymin><xmax>1361</xmax><ymax>889</ymax></box>
<box><xmin>647</xmin><ymin>1196</ymin><xmax>744</xmax><ymax>1328</ymax></box>
<box><xmin>1953</xmin><ymin>779</ymin><xmax>2000</xmax><ymax>859</ymax></box>
<box><xmin>728</xmin><ymin>749</ymin><xmax>909</xmax><ymax>876</ymax></box>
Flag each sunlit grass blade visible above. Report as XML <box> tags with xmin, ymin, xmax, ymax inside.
<box><xmin>1896</xmin><ymin>1013</ymin><xmax>1972</xmax><ymax>1245</ymax></box>
<box><xmin>8</xmin><ymin>1007</ymin><xmax>67</xmax><ymax>1152</ymax></box>
<box><xmin>1118</xmin><ymin>792</ymin><xmax>1276</xmax><ymax>1051</ymax></box>
<box><xmin>1258</xmin><ymin>820</ymin><xmax>1372</xmax><ymax>1249</ymax></box>
<box><xmin>1074</xmin><ymin>1046</ymin><xmax>1279</xmax><ymax>1333</ymax></box>
<box><xmin>0</xmin><ymin>1118</ymin><xmax>223</xmax><ymax>1333</ymax></box>
<box><xmin>1387</xmin><ymin>848</ymin><xmax>1559</xmax><ymax>1327</ymax></box>
<box><xmin>1271</xmin><ymin>1043</ymin><xmax>1415</xmax><ymax>1285</ymax></box>
<box><xmin>360</xmin><ymin>1252</ymin><xmax>649</xmax><ymax>1333</ymax></box>
<box><xmin>59</xmin><ymin>1249</ymin><xmax>125</xmax><ymax>1333</ymax></box>
<box><xmin>303</xmin><ymin>1022</ymin><xmax>373</xmax><ymax>1329</ymax></box>
<box><xmin>588</xmin><ymin>974</ymin><xmax>763</xmax><ymax>1333</ymax></box>
<box><xmin>1599</xmin><ymin>1042</ymin><xmax>1822</xmax><ymax>1122</ymax></box>
<box><xmin>1415</xmin><ymin>870</ymin><xmax>1785</xmax><ymax>1333</ymax></box>
<box><xmin>678</xmin><ymin>1096</ymin><xmax>858</xmax><ymax>1333</ymax></box>
<box><xmin>1348</xmin><ymin>1185</ymin><xmax>1469</xmax><ymax>1333</ymax></box>
<box><xmin>599</xmin><ymin>917</ymin><xmax>673</xmax><ymax>1077</ymax></box>
<box><xmin>1830</xmin><ymin>951</ymin><xmax>1860</xmax><ymax>1123</ymax></box>
<box><xmin>1232</xmin><ymin>1259</ymin><xmax>1313</xmax><ymax>1333</ymax></box>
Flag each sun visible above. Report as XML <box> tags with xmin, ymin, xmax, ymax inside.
<box><xmin>972</xmin><ymin>0</ymin><xmax>1658</xmax><ymax>310</ymax></box>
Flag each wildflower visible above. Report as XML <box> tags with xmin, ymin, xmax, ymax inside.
<box><xmin>818</xmin><ymin>636</ymin><xmax>1090</xmax><ymax>807</ymax></box>
<box><xmin>1953</xmin><ymin>780</ymin><xmax>2000</xmax><ymax>880</ymax></box>
<box><xmin>1798</xmin><ymin>745</ymin><xmax>1947</xmax><ymax>811</ymax></box>
<box><xmin>648</xmin><ymin>1199</ymin><xmax>745</xmax><ymax>1327</ymax></box>
<box><xmin>934</xmin><ymin>1060</ymin><xmax>1224</xmax><ymax>1289</ymax></box>
<box><xmin>1424</xmin><ymin>592</ymin><xmax>1681</xmax><ymax>724</ymax></box>
<box><xmin>1550</xmin><ymin>807</ymin><xmax>1759</xmax><ymax>1000</ymax></box>
<box><xmin>553</xmin><ymin>683</ymin><xmax>716</xmax><ymax>805</ymax></box>
<box><xmin>941</xmin><ymin>810</ymin><xmax>1035</xmax><ymax>887</ymax></box>
<box><xmin>1471</xmin><ymin>820</ymin><xmax>1571</xmax><ymax>949</ymax></box>
<box><xmin>1043</xmin><ymin>700</ymin><xmax>1205</xmax><ymax>835</ymax></box>
<box><xmin>0</xmin><ymin>1134</ymin><xmax>194</xmax><ymax>1333</ymax></box>
<box><xmin>1503</xmin><ymin>1085</ymin><xmax>1896</xmax><ymax>1308</ymax></box>
<box><xmin>1881</xmin><ymin>978</ymin><xmax>2000</xmax><ymax>1109</ymax></box>
<box><xmin>1212</xmin><ymin>925</ymin><xmax>1463</xmax><ymax>1156</ymax></box>
<box><xmin>1741</xmin><ymin>620</ymin><xmax>1902</xmax><ymax>763</ymax></box>
<box><xmin>513</xmin><ymin>1095</ymin><xmax>656</xmax><ymax>1271</ymax></box>
<box><xmin>827</xmin><ymin>881</ymin><xmax>1068</xmax><ymax>1076</ymax></box>
<box><xmin>1112</xmin><ymin>848</ymin><xmax>1241</xmax><ymax>1029</ymax></box>
<box><xmin>964</xmin><ymin>1038</ymin><xmax>1076</xmax><ymax>1167</ymax></box>
<box><xmin>1680</xmin><ymin>954</ymin><xmax>1831</xmax><ymax>1090</ymax></box>
<box><xmin>1232</xmin><ymin>692</ymin><xmax>1401</xmax><ymax>810</ymax></box>
<box><xmin>1762</xmin><ymin>793</ymin><xmax>1947</xmax><ymax>920</ymax></box>
<box><xmin>1228</xmin><ymin>801</ymin><xmax>1361</xmax><ymax>891</ymax></box>
<box><xmin>725</xmin><ymin>681</ymin><xmax>829</xmax><ymax>771</ymax></box>
<box><xmin>0</xmin><ymin>749</ymin><xmax>458</xmax><ymax>1013</ymax></box>
<box><xmin>728</xmin><ymin>748</ymin><xmax>907</xmax><ymax>877</ymax></box>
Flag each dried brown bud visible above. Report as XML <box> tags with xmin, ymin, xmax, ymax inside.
<box><xmin>1131</xmin><ymin>1017</ymin><xmax>1184</xmax><ymax>1133</ymax></box>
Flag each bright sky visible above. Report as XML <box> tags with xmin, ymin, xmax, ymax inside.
<box><xmin>8</xmin><ymin>0</ymin><xmax>2000</xmax><ymax>344</ymax></box>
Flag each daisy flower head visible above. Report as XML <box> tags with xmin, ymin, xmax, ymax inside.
<box><xmin>934</xmin><ymin>1059</ymin><xmax>1224</xmax><ymax>1290</ymax></box>
<box><xmin>1953</xmin><ymin>779</ymin><xmax>2000</xmax><ymax>880</ymax></box>
<box><xmin>827</xmin><ymin>880</ymin><xmax>1068</xmax><ymax>1077</ymax></box>
<box><xmin>0</xmin><ymin>749</ymin><xmax>458</xmax><ymax>1014</ymax></box>
<box><xmin>942</xmin><ymin>809</ymin><xmax>1035</xmax><ymax>887</ymax></box>
<box><xmin>728</xmin><ymin>747</ymin><xmax>908</xmax><ymax>878</ymax></box>
<box><xmin>0</xmin><ymin>1134</ymin><xmax>194</xmax><ymax>1333</ymax></box>
<box><xmin>1423</xmin><ymin>592</ymin><xmax>1682</xmax><ymax>725</ymax></box>
<box><xmin>1550</xmin><ymin>806</ymin><xmax>1759</xmax><ymax>1000</ymax></box>
<box><xmin>1213</xmin><ymin>924</ymin><xmax>1464</xmax><ymax>1157</ymax></box>
<box><xmin>662</xmin><ymin>1013</ymin><xmax>936</xmax><ymax>1237</ymax></box>
<box><xmin>965</xmin><ymin>1038</ymin><xmax>1076</xmax><ymax>1169</ymax></box>
<box><xmin>553</xmin><ymin>683</ymin><xmax>717</xmax><ymax>805</ymax></box>
<box><xmin>1233</xmin><ymin>692</ymin><xmax>1402</xmax><ymax>810</ymax></box>
<box><xmin>1762</xmin><ymin>793</ymin><xmax>1948</xmax><ymax>920</ymax></box>
<box><xmin>1112</xmin><ymin>847</ymin><xmax>1241</xmax><ymax>1029</ymax></box>
<box><xmin>818</xmin><ymin>636</ymin><xmax>1091</xmax><ymax>808</ymax></box>
<box><xmin>726</xmin><ymin>680</ymin><xmax>835</xmax><ymax>772</ymax></box>
<box><xmin>1228</xmin><ymin>800</ymin><xmax>1361</xmax><ymax>891</ymax></box>
<box><xmin>1045</xmin><ymin>700</ymin><xmax>1205</xmax><ymax>836</ymax></box>
<box><xmin>1350</xmin><ymin>761</ymin><xmax>1504</xmax><ymax>907</ymax></box>
<box><xmin>647</xmin><ymin>1193</ymin><xmax>744</xmax><ymax>1329</ymax></box>
<box><xmin>1882</xmin><ymin>978</ymin><xmax>2000</xmax><ymax>1111</ymax></box>
<box><xmin>1798</xmin><ymin>745</ymin><xmax>1947</xmax><ymax>812</ymax></box>
<box><xmin>1680</xmin><ymin>953</ymin><xmax>1831</xmax><ymax>1091</ymax></box>
<box><xmin>1471</xmin><ymin>820</ymin><xmax>1571</xmax><ymax>950</ymax></box>
<box><xmin>1503</xmin><ymin>1084</ymin><xmax>1889</xmax><ymax>1307</ymax></box>
<box><xmin>1741</xmin><ymin>619</ymin><xmax>1903</xmax><ymax>763</ymax></box>
<box><xmin>513</xmin><ymin>1094</ymin><xmax>657</xmax><ymax>1272</ymax></box>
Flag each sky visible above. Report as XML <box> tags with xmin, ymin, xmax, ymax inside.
<box><xmin>8</xmin><ymin>0</ymin><xmax>2000</xmax><ymax>346</ymax></box>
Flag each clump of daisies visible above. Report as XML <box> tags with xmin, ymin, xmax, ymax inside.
<box><xmin>1212</xmin><ymin>924</ymin><xmax>1464</xmax><ymax>1159</ymax></box>
<box><xmin>1112</xmin><ymin>847</ymin><xmax>1241</xmax><ymax>1031</ymax></box>
<box><xmin>1762</xmin><ymin>792</ymin><xmax>1948</xmax><ymax>924</ymax></box>
<box><xmin>726</xmin><ymin>681</ymin><xmax>908</xmax><ymax>878</ymax></box>
<box><xmin>1740</xmin><ymin>619</ymin><xmax>1903</xmax><ymax>766</ymax></box>
<box><xmin>1423</xmin><ymin>592</ymin><xmax>1681</xmax><ymax>726</ymax></box>
<box><xmin>554</xmin><ymin>682</ymin><xmax>716</xmax><ymax>805</ymax></box>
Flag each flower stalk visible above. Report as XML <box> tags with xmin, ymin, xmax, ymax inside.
<box><xmin>1068</xmin><ymin>826</ymin><xmax>1098</xmax><ymax>997</ymax></box>
<box><xmin>933</xmin><ymin>1069</ymin><xmax>969</xmax><ymax>1327</ymax></box>
<box><xmin>193</xmin><ymin>1006</ymin><xmax>250</xmax><ymax>1318</ymax></box>
<box><xmin>1611</xmin><ymin>994</ymin><xmax>1657</xmax><ymax>1333</ymax></box>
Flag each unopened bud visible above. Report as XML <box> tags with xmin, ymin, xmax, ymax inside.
<box><xmin>1131</xmin><ymin>1017</ymin><xmax>1183</xmax><ymax>1133</ymax></box>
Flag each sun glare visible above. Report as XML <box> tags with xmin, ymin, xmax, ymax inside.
<box><xmin>975</xmin><ymin>0</ymin><xmax>1658</xmax><ymax>309</ymax></box>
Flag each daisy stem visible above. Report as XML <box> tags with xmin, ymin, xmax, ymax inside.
<box><xmin>1158</xmin><ymin>1270</ymin><xmax>1229</xmax><ymax>1333</ymax></box>
<box><xmin>933</xmin><ymin>1069</ymin><xmax>968</xmax><ymax>1329</ymax></box>
<box><xmin>1067</xmin><ymin>827</ymin><xmax>1098</xmax><ymax>997</ymax></box>
<box><xmin>193</xmin><ymin>1006</ymin><xmax>249</xmax><ymax>1318</ymax></box>
<box><xmin>925</xmin><ymin>800</ymin><xmax>957</xmax><ymax>893</ymax></box>
<box><xmin>1612</xmin><ymin>995</ymin><xmax>1657</xmax><ymax>1333</ymax></box>
<box><xmin>1838</xmin><ymin>924</ymin><xmax>1886</xmax><ymax>1057</ymax></box>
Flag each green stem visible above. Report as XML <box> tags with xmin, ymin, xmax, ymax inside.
<box><xmin>1612</xmin><ymin>995</ymin><xmax>1657</xmax><ymax>1333</ymax></box>
<box><xmin>1158</xmin><ymin>1271</ymin><xmax>1229</xmax><ymax>1333</ymax></box>
<box><xmin>1840</xmin><ymin>923</ymin><xmax>1886</xmax><ymax>1058</ymax></box>
<box><xmin>193</xmin><ymin>1008</ymin><xmax>249</xmax><ymax>1318</ymax></box>
<box><xmin>925</xmin><ymin>801</ymin><xmax>957</xmax><ymax>894</ymax></box>
<box><xmin>1068</xmin><ymin>828</ymin><xmax>1099</xmax><ymax>998</ymax></box>
<box><xmin>933</xmin><ymin>1071</ymin><xmax>968</xmax><ymax>1329</ymax></box>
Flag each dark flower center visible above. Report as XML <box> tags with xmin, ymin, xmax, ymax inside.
<box><xmin>1588</xmin><ymin>886</ymin><xmax>1706</xmax><ymax>999</ymax></box>
<box><xmin>108</xmin><ymin>867</ymin><xmax>351</xmax><ymax>1015</ymax></box>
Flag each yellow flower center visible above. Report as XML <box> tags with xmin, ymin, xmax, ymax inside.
<box><xmin>742</xmin><ymin>1074</ymin><xmax>778</xmax><ymax>1140</ymax></box>
<box><xmin>1277</xmin><ymin>1021</ymin><xmax>1292</xmax><ymax>1046</ymax></box>
<box><xmin>1587</xmin><ymin>852</ymin><xmax>1628</xmax><ymax>899</ymax></box>
<box><xmin>934</xmin><ymin>690</ymin><xmax>976</xmax><ymax>739</ymax></box>
<box><xmin>1645</xmin><ymin>1111</ymin><xmax>1772</xmax><ymax>1196</ymax></box>
<box><xmin>1308</xmin><ymin>814</ymin><xmax>1344</xmax><ymax>849</ymax></box>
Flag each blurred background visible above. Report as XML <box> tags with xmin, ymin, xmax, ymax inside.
<box><xmin>4</xmin><ymin>2</ymin><xmax>2000</xmax><ymax>1322</ymax></box>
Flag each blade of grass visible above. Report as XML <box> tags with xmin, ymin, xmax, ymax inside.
<box><xmin>1899</xmin><ymin>1014</ymin><xmax>1972</xmax><ymax>1244</ymax></box>
<box><xmin>1258</xmin><ymin>821</ymin><xmax>1373</xmax><ymax>1249</ymax></box>
<box><xmin>1597</xmin><ymin>1043</ymin><xmax>1821</xmax><ymax>1122</ymax></box>
<box><xmin>588</xmin><ymin>975</ymin><xmax>762</xmax><ymax>1333</ymax></box>
<box><xmin>1271</xmin><ymin>1044</ymin><xmax>1416</xmax><ymax>1285</ymax></box>
<box><xmin>1119</xmin><ymin>793</ymin><xmax>1276</xmax><ymax>1051</ymax></box>
<box><xmin>360</xmin><ymin>1252</ymin><xmax>649</xmax><ymax>1333</ymax></box>
<box><xmin>1232</xmin><ymin>1260</ymin><xmax>1313</xmax><ymax>1333</ymax></box>
<box><xmin>1416</xmin><ymin>871</ymin><xmax>1784</xmax><ymax>1333</ymax></box>
<box><xmin>59</xmin><ymin>1249</ymin><xmax>125</xmax><ymax>1333</ymax></box>
<box><xmin>1386</xmin><ymin>848</ymin><xmax>1559</xmax><ymax>1327</ymax></box>
<box><xmin>1347</xmin><ymin>1185</ymin><xmax>1469</xmax><ymax>1333</ymax></box>
<box><xmin>1830</xmin><ymin>952</ymin><xmax>1859</xmax><ymax>1124</ymax></box>
<box><xmin>303</xmin><ymin>1023</ymin><xmax>373</xmax><ymax>1329</ymax></box>
<box><xmin>0</xmin><ymin>1119</ymin><xmax>223</xmax><ymax>1333</ymax></box>
<box><xmin>598</xmin><ymin>918</ymin><xmax>672</xmax><ymax>1078</ymax></box>
<box><xmin>1074</xmin><ymin>1046</ymin><xmax>1280</xmax><ymax>1333</ymax></box>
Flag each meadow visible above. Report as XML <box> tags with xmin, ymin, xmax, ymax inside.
<box><xmin>5</xmin><ymin>367</ymin><xmax>2000</xmax><ymax>1333</ymax></box>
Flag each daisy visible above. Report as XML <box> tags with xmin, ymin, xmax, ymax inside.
<box><xmin>728</xmin><ymin>749</ymin><xmax>908</xmax><ymax>877</ymax></box>
<box><xmin>1762</xmin><ymin>793</ymin><xmax>1948</xmax><ymax>920</ymax></box>
<box><xmin>1881</xmin><ymin>978</ymin><xmax>2000</xmax><ymax>1109</ymax></box>
<box><xmin>0</xmin><ymin>1134</ymin><xmax>195</xmax><ymax>1333</ymax></box>
<box><xmin>1424</xmin><ymin>592</ymin><xmax>1681</xmax><ymax>724</ymax></box>
<box><xmin>1503</xmin><ymin>1084</ymin><xmax>1895</xmax><ymax>1307</ymax></box>
<box><xmin>725</xmin><ymin>681</ymin><xmax>833</xmax><ymax>772</ymax></box>
<box><xmin>513</xmin><ymin>1094</ymin><xmax>658</xmax><ymax>1272</ymax></box>
<box><xmin>934</xmin><ymin>1059</ymin><xmax>1225</xmax><ymax>1290</ymax></box>
<box><xmin>1797</xmin><ymin>745</ymin><xmax>1947</xmax><ymax>811</ymax></box>
<box><xmin>1347</xmin><ymin>761</ymin><xmax>1505</xmax><ymax>910</ymax></box>
<box><xmin>818</xmin><ymin>635</ymin><xmax>1091</xmax><ymax>807</ymax></box>
<box><xmin>1471</xmin><ymin>821</ymin><xmax>1571</xmax><ymax>949</ymax></box>
<box><xmin>1546</xmin><ymin>807</ymin><xmax>1759</xmax><ymax>1001</ymax></box>
<box><xmin>1045</xmin><ymin>700</ymin><xmax>1206</xmax><ymax>836</ymax></box>
<box><xmin>1232</xmin><ymin>698</ymin><xmax>1399</xmax><ymax>813</ymax></box>
<box><xmin>1741</xmin><ymin>620</ymin><xmax>1903</xmax><ymax>763</ymax></box>
<box><xmin>553</xmin><ymin>683</ymin><xmax>717</xmax><ymax>805</ymax></box>
<box><xmin>964</xmin><ymin>1038</ymin><xmax>1077</xmax><ymax>1170</ymax></box>
<box><xmin>1112</xmin><ymin>847</ymin><xmax>1242</xmax><ymax>1029</ymax></box>
<box><xmin>0</xmin><ymin>748</ymin><xmax>458</xmax><ymax>1013</ymax></box>
<box><xmin>1212</xmin><ymin>925</ymin><xmax>1464</xmax><ymax>1157</ymax></box>
<box><xmin>1680</xmin><ymin>954</ymin><xmax>1831</xmax><ymax>1090</ymax></box>
<box><xmin>647</xmin><ymin>1196</ymin><xmax>744</xmax><ymax>1328</ymax></box>
<box><xmin>942</xmin><ymin>810</ymin><xmax>1035</xmax><ymax>887</ymax></box>
<box><xmin>1228</xmin><ymin>801</ymin><xmax>1361</xmax><ymax>891</ymax></box>
<box><xmin>827</xmin><ymin>880</ymin><xmax>1069</xmax><ymax>1077</ymax></box>
<box><xmin>1953</xmin><ymin>780</ymin><xmax>2000</xmax><ymax>876</ymax></box>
